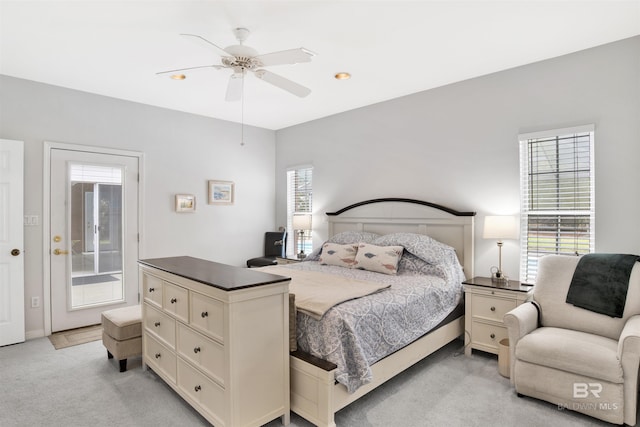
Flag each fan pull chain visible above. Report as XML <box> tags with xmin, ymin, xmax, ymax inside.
<box><xmin>240</xmin><ymin>72</ymin><xmax>245</xmax><ymax>146</ymax></box>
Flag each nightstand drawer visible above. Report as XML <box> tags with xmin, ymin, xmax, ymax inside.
<box><xmin>471</xmin><ymin>294</ymin><xmax>516</xmax><ymax>322</ymax></box>
<box><xmin>471</xmin><ymin>322</ymin><xmax>509</xmax><ymax>352</ymax></box>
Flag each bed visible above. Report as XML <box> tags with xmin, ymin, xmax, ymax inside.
<box><xmin>262</xmin><ymin>198</ymin><xmax>475</xmax><ymax>427</ymax></box>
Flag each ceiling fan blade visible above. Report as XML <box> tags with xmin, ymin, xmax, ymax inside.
<box><xmin>180</xmin><ymin>33</ymin><xmax>233</xmax><ymax>57</ymax></box>
<box><xmin>156</xmin><ymin>64</ymin><xmax>224</xmax><ymax>76</ymax></box>
<box><xmin>254</xmin><ymin>69</ymin><xmax>311</xmax><ymax>98</ymax></box>
<box><xmin>255</xmin><ymin>48</ymin><xmax>315</xmax><ymax>67</ymax></box>
<box><xmin>225</xmin><ymin>73</ymin><xmax>243</xmax><ymax>102</ymax></box>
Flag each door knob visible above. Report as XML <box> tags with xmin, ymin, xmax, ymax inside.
<box><xmin>53</xmin><ymin>248</ymin><xmax>69</xmax><ymax>255</ymax></box>
<box><xmin>11</xmin><ymin>249</ymin><xmax>21</xmax><ymax>256</ymax></box>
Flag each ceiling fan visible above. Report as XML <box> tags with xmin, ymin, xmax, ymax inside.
<box><xmin>157</xmin><ymin>28</ymin><xmax>315</xmax><ymax>101</ymax></box>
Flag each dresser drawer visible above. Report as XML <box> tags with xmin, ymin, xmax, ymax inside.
<box><xmin>178</xmin><ymin>359</ymin><xmax>226</xmax><ymax>424</ymax></box>
<box><xmin>190</xmin><ymin>292</ymin><xmax>224</xmax><ymax>343</ymax></box>
<box><xmin>471</xmin><ymin>321</ymin><xmax>509</xmax><ymax>352</ymax></box>
<box><xmin>177</xmin><ymin>323</ymin><xmax>225</xmax><ymax>387</ymax></box>
<box><xmin>142</xmin><ymin>273</ymin><xmax>163</xmax><ymax>308</ymax></box>
<box><xmin>145</xmin><ymin>333</ymin><xmax>177</xmax><ymax>384</ymax></box>
<box><xmin>163</xmin><ymin>281</ymin><xmax>189</xmax><ymax>323</ymax></box>
<box><xmin>144</xmin><ymin>304</ymin><xmax>176</xmax><ymax>348</ymax></box>
<box><xmin>471</xmin><ymin>294</ymin><xmax>516</xmax><ymax>323</ymax></box>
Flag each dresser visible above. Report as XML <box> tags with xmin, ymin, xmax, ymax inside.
<box><xmin>463</xmin><ymin>277</ymin><xmax>533</xmax><ymax>356</ymax></box>
<box><xmin>139</xmin><ymin>256</ymin><xmax>291</xmax><ymax>427</ymax></box>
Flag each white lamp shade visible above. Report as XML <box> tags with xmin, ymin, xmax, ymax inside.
<box><xmin>483</xmin><ymin>215</ymin><xmax>519</xmax><ymax>240</ymax></box>
<box><xmin>292</xmin><ymin>213</ymin><xmax>312</xmax><ymax>230</ymax></box>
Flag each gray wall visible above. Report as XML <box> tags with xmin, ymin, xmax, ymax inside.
<box><xmin>275</xmin><ymin>36</ymin><xmax>640</xmax><ymax>280</ymax></box>
<box><xmin>0</xmin><ymin>76</ymin><xmax>277</xmax><ymax>337</ymax></box>
<box><xmin>2</xmin><ymin>35</ymin><xmax>639</xmax><ymax>338</ymax></box>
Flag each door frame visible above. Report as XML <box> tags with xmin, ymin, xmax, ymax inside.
<box><xmin>43</xmin><ymin>141</ymin><xmax>145</xmax><ymax>336</ymax></box>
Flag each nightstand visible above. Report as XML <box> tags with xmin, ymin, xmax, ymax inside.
<box><xmin>463</xmin><ymin>277</ymin><xmax>533</xmax><ymax>356</ymax></box>
<box><xmin>276</xmin><ymin>257</ymin><xmax>301</xmax><ymax>265</ymax></box>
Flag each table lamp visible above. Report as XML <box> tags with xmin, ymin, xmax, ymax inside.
<box><xmin>483</xmin><ymin>215</ymin><xmax>519</xmax><ymax>283</ymax></box>
<box><xmin>292</xmin><ymin>213</ymin><xmax>312</xmax><ymax>259</ymax></box>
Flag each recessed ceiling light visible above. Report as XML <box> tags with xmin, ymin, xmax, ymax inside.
<box><xmin>334</xmin><ymin>72</ymin><xmax>351</xmax><ymax>80</ymax></box>
<box><xmin>171</xmin><ymin>74</ymin><xmax>186</xmax><ymax>80</ymax></box>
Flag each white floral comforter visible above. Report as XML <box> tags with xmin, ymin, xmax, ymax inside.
<box><xmin>282</xmin><ymin>232</ymin><xmax>465</xmax><ymax>393</ymax></box>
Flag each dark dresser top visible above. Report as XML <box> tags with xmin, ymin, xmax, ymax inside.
<box><xmin>138</xmin><ymin>256</ymin><xmax>290</xmax><ymax>291</ymax></box>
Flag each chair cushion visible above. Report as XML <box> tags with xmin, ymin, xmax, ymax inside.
<box><xmin>101</xmin><ymin>305</ymin><xmax>142</xmax><ymax>341</ymax></box>
<box><xmin>516</xmin><ymin>327</ymin><xmax>623</xmax><ymax>383</ymax></box>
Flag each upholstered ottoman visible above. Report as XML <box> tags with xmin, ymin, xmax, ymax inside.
<box><xmin>101</xmin><ymin>305</ymin><xmax>142</xmax><ymax>372</ymax></box>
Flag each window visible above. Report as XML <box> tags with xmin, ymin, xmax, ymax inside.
<box><xmin>286</xmin><ymin>166</ymin><xmax>313</xmax><ymax>257</ymax></box>
<box><xmin>518</xmin><ymin>125</ymin><xmax>595</xmax><ymax>283</ymax></box>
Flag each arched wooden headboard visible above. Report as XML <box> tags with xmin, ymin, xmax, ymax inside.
<box><xmin>326</xmin><ymin>198</ymin><xmax>475</xmax><ymax>277</ymax></box>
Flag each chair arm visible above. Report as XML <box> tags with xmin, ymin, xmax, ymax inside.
<box><xmin>503</xmin><ymin>302</ymin><xmax>539</xmax><ymax>385</ymax></box>
<box><xmin>504</xmin><ymin>302</ymin><xmax>539</xmax><ymax>340</ymax></box>
<box><xmin>617</xmin><ymin>315</ymin><xmax>640</xmax><ymax>425</ymax></box>
<box><xmin>617</xmin><ymin>314</ymin><xmax>640</xmax><ymax>359</ymax></box>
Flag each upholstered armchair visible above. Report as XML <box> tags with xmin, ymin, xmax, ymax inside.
<box><xmin>504</xmin><ymin>254</ymin><xmax>640</xmax><ymax>425</ymax></box>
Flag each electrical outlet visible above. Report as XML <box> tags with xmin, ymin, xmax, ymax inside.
<box><xmin>31</xmin><ymin>296</ymin><xmax>40</xmax><ymax>308</ymax></box>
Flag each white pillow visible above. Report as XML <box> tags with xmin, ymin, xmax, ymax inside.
<box><xmin>319</xmin><ymin>243</ymin><xmax>358</xmax><ymax>268</ymax></box>
<box><xmin>354</xmin><ymin>243</ymin><xmax>404</xmax><ymax>275</ymax></box>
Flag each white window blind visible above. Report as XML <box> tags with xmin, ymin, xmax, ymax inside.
<box><xmin>519</xmin><ymin>125</ymin><xmax>595</xmax><ymax>283</ymax></box>
<box><xmin>286</xmin><ymin>166</ymin><xmax>313</xmax><ymax>257</ymax></box>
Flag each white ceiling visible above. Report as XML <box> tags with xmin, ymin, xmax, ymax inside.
<box><xmin>1</xmin><ymin>1</ymin><xmax>639</xmax><ymax>130</ymax></box>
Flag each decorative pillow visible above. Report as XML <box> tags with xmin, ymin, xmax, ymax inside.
<box><xmin>319</xmin><ymin>243</ymin><xmax>358</xmax><ymax>268</ymax></box>
<box><xmin>305</xmin><ymin>231</ymin><xmax>381</xmax><ymax>261</ymax></box>
<box><xmin>353</xmin><ymin>243</ymin><xmax>404</xmax><ymax>275</ymax></box>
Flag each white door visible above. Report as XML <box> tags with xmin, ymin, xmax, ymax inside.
<box><xmin>0</xmin><ymin>139</ymin><xmax>25</xmax><ymax>346</ymax></box>
<box><xmin>50</xmin><ymin>148</ymin><xmax>139</xmax><ymax>332</ymax></box>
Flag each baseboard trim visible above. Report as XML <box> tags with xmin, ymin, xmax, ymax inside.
<box><xmin>26</xmin><ymin>329</ymin><xmax>46</xmax><ymax>340</ymax></box>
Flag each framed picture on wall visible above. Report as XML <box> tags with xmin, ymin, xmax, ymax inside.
<box><xmin>175</xmin><ymin>194</ymin><xmax>196</xmax><ymax>212</ymax></box>
<box><xmin>208</xmin><ymin>180</ymin><xmax>234</xmax><ymax>205</ymax></box>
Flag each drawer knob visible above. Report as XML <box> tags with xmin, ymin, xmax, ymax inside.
<box><xmin>490</xmin><ymin>306</ymin><xmax>496</xmax><ymax>312</ymax></box>
<box><xmin>154</xmin><ymin>321</ymin><xmax>160</xmax><ymax>327</ymax></box>
<box><xmin>201</xmin><ymin>311</ymin><xmax>208</xmax><ymax>318</ymax></box>
<box><xmin>149</xmin><ymin>287</ymin><xmax>155</xmax><ymax>292</ymax></box>
<box><xmin>194</xmin><ymin>385</ymin><xmax>201</xmax><ymax>392</ymax></box>
<box><xmin>194</xmin><ymin>346</ymin><xmax>201</xmax><ymax>354</ymax></box>
<box><xmin>490</xmin><ymin>333</ymin><xmax>496</xmax><ymax>339</ymax></box>
<box><xmin>170</xmin><ymin>297</ymin><xmax>177</xmax><ymax>304</ymax></box>
<box><xmin>155</xmin><ymin>353</ymin><xmax>161</xmax><ymax>359</ymax></box>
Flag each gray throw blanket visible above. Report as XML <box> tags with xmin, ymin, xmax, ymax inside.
<box><xmin>566</xmin><ymin>253</ymin><xmax>639</xmax><ymax>318</ymax></box>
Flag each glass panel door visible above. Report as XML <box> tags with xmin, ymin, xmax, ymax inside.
<box><xmin>69</xmin><ymin>164</ymin><xmax>124</xmax><ymax>309</ymax></box>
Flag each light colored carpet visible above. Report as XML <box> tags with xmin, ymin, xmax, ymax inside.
<box><xmin>48</xmin><ymin>324</ymin><xmax>103</xmax><ymax>350</ymax></box>
<box><xmin>0</xmin><ymin>337</ymin><xmax>623</xmax><ymax>426</ymax></box>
